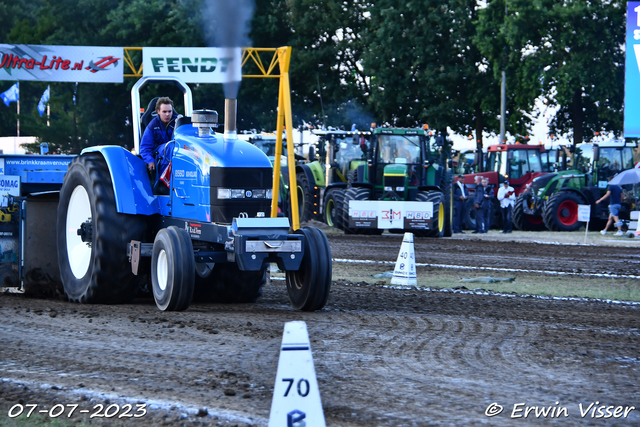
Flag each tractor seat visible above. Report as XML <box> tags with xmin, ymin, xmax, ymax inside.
<box><xmin>140</xmin><ymin>97</ymin><xmax>160</xmax><ymax>134</ymax></box>
<box><xmin>176</xmin><ymin>116</ymin><xmax>192</xmax><ymax>128</ymax></box>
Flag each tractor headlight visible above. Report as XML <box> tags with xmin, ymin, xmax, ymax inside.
<box><xmin>231</xmin><ymin>189</ymin><xmax>245</xmax><ymax>199</ymax></box>
<box><xmin>266</xmin><ymin>189</ymin><xmax>273</xmax><ymax>199</ymax></box>
<box><xmin>217</xmin><ymin>188</ymin><xmax>231</xmax><ymax>199</ymax></box>
<box><xmin>396</xmin><ymin>187</ymin><xmax>405</xmax><ymax>192</ymax></box>
<box><xmin>384</xmin><ymin>186</ymin><xmax>392</xmax><ymax>191</ymax></box>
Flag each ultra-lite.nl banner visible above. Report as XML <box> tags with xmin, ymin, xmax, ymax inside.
<box><xmin>0</xmin><ymin>44</ymin><xmax>123</xmax><ymax>83</ymax></box>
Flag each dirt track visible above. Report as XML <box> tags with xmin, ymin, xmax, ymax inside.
<box><xmin>1</xmin><ymin>233</ymin><xmax>640</xmax><ymax>426</ymax></box>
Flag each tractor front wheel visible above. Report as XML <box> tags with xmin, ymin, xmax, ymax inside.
<box><xmin>151</xmin><ymin>226</ymin><xmax>195</xmax><ymax>311</ymax></box>
<box><xmin>286</xmin><ymin>227</ymin><xmax>332</xmax><ymax>311</ymax></box>
<box><xmin>416</xmin><ymin>191</ymin><xmax>445</xmax><ymax>238</ymax></box>
<box><xmin>323</xmin><ymin>188</ymin><xmax>345</xmax><ymax>230</ymax></box>
<box><xmin>513</xmin><ymin>193</ymin><xmax>546</xmax><ymax>231</ymax></box>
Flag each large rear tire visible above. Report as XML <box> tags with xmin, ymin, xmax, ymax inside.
<box><xmin>206</xmin><ymin>263</ymin><xmax>266</xmax><ymax>303</ymax></box>
<box><xmin>543</xmin><ymin>192</ymin><xmax>585</xmax><ymax>232</ymax></box>
<box><xmin>151</xmin><ymin>226</ymin><xmax>195</xmax><ymax>311</ymax></box>
<box><xmin>57</xmin><ymin>152</ymin><xmax>146</xmax><ymax>304</ymax></box>
<box><xmin>341</xmin><ymin>187</ymin><xmax>382</xmax><ymax>235</ymax></box>
<box><xmin>416</xmin><ymin>191</ymin><xmax>445</xmax><ymax>238</ymax></box>
<box><xmin>286</xmin><ymin>226</ymin><xmax>332</xmax><ymax>311</ymax></box>
<box><xmin>513</xmin><ymin>193</ymin><xmax>546</xmax><ymax>231</ymax></box>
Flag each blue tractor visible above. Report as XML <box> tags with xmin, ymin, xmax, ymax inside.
<box><xmin>56</xmin><ymin>76</ymin><xmax>332</xmax><ymax>312</ymax></box>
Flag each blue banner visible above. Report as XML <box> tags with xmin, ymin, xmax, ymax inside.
<box><xmin>625</xmin><ymin>2</ymin><xmax>640</xmax><ymax>137</ymax></box>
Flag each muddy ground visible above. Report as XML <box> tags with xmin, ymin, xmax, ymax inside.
<box><xmin>1</xmin><ymin>231</ymin><xmax>640</xmax><ymax>426</ymax></box>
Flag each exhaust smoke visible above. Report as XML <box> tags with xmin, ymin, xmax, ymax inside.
<box><xmin>201</xmin><ymin>0</ymin><xmax>255</xmax><ymax>99</ymax></box>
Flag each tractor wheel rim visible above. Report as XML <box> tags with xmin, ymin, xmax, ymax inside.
<box><xmin>66</xmin><ymin>185</ymin><xmax>92</xmax><ymax>279</ymax></box>
<box><xmin>157</xmin><ymin>249</ymin><xmax>168</xmax><ymax>291</ymax></box>
<box><xmin>558</xmin><ymin>200</ymin><xmax>578</xmax><ymax>225</ymax></box>
<box><xmin>438</xmin><ymin>202</ymin><xmax>444</xmax><ymax>232</ymax></box>
<box><xmin>325</xmin><ymin>199</ymin><xmax>335</xmax><ymax>226</ymax></box>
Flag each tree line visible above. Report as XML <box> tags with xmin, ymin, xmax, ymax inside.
<box><xmin>0</xmin><ymin>0</ymin><xmax>626</xmax><ymax>154</ymax></box>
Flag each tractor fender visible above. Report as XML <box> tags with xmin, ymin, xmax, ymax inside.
<box><xmin>296</xmin><ymin>162</ymin><xmax>325</xmax><ymax>187</ymax></box>
<box><xmin>555</xmin><ymin>188</ymin><xmax>589</xmax><ymax>204</ymax></box>
<box><xmin>82</xmin><ymin>146</ymin><xmax>160</xmax><ymax>215</ymax></box>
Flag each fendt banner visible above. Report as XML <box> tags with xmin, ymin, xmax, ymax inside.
<box><xmin>142</xmin><ymin>47</ymin><xmax>242</xmax><ymax>83</ymax></box>
<box><xmin>625</xmin><ymin>2</ymin><xmax>640</xmax><ymax>137</ymax></box>
<box><xmin>0</xmin><ymin>44</ymin><xmax>123</xmax><ymax>83</ymax></box>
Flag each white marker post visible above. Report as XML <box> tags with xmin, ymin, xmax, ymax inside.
<box><xmin>578</xmin><ymin>204</ymin><xmax>591</xmax><ymax>244</ymax></box>
<box><xmin>268</xmin><ymin>321</ymin><xmax>325</xmax><ymax>427</ymax></box>
<box><xmin>391</xmin><ymin>232</ymin><xmax>417</xmax><ymax>286</ymax></box>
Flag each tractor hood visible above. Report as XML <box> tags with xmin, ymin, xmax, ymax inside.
<box><xmin>174</xmin><ymin>121</ymin><xmax>272</xmax><ymax>169</ymax></box>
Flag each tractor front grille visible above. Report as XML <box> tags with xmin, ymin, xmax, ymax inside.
<box><xmin>210</xmin><ymin>167</ymin><xmax>273</xmax><ymax>223</ymax></box>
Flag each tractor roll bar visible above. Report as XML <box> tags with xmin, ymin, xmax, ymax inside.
<box><xmin>131</xmin><ymin>76</ymin><xmax>193</xmax><ymax>155</ymax></box>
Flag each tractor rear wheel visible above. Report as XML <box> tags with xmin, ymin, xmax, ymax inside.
<box><xmin>512</xmin><ymin>193</ymin><xmax>546</xmax><ymax>231</ymax></box>
<box><xmin>323</xmin><ymin>188</ymin><xmax>345</xmax><ymax>230</ymax></box>
<box><xmin>416</xmin><ymin>191</ymin><xmax>445</xmax><ymax>238</ymax></box>
<box><xmin>543</xmin><ymin>192</ymin><xmax>585</xmax><ymax>232</ymax></box>
<box><xmin>57</xmin><ymin>152</ymin><xmax>146</xmax><ymax>304</ymax></box>
<box><xmin>286</xmin><ymin>226</ymin><xmax>332</xmax><ymax>311</ymax></box>
<box><xmin>151</xmin><ymin>226</ymin><xmax>195</xmax><ymax>311</ymax></box>
<box><xmin>207</xmin><ymin>263</ymin><xmax>266</xmax><ymax>303</ymax></box>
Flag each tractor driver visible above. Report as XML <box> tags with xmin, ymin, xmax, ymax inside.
<box><xmin>140</xmin><ymin>97</ymin><xmax>178</xmax><ymax>193</ymax></box>
<box><xmin>394</xmin><ymin>138</ymin><xmax>415</xmax><ymax>164</ymax></box>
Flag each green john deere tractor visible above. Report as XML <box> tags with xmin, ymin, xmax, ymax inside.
<box><xmin>293</xmin><ymin>129</ymin><xmax>370</xmax><ymax>223</ymax></box>
<box><xmin>324</xmin><ymin>126</ymin><xmax>453</xmax><ymax>237</ymax></box>
<box><xmin>518</xmin><ymin>140</ymin><xmax>637</xmax><ymax>231</ymax></box>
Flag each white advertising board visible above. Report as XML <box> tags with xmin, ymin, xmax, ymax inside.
<box><xmin>143</xmin><ymin>47</ymin><xmax>242</xmax><ymax>83</ymax></box>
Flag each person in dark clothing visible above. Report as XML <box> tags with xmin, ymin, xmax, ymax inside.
<box><xmin>453</xmin><ymin>174</ymin><xmax>468</xmax><ymax>233</ymax></box>
<box><xmin>473</xmin><ymin>176</ymin><xmax>484</xmax><ymax>233</ymax></box>
<box><xmin>597</xmin><ymin>179</ymin><xmax>624</xmax><ymax>236</ymax></box>
<box><xmin>140</xmin><ymin>97</ymin><xmax>178</xmax><ymax>192</ymax></box>
<box><xmin>481</xmin><ymin>177</ymin><xmax>492</xmax><ymax>233</ymax></box>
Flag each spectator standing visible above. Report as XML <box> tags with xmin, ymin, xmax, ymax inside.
<box><xmin>596</xmin><ymin>178</ymin><xmax>624</xmax><ymax>236</ymax></box>
<box><xmin>497</xmin><ymin>180</ymin><xmax>516</xmax><ymax>233</ymax></box>
<box><xmin>481</xmin><ymin>177</ymin><xmax>492</xmax><ymax>233</ymax></box>
<box><xmin>473</xmin><ymin>176</ymin><xmax>484</xmax><ymax>233</ymax></box>
<box><xmin>453</xmin><ymin>174</ymin><xmax>467</xmax><ymax>233</ymax></box>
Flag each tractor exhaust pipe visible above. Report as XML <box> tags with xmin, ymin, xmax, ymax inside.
<box><xmin>224</xmin><ymin>99</ymin><xmax>237</xmax><ymax>140</ymax></box>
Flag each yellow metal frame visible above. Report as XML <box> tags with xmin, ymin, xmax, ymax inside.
<box><xmin>123</xmin><ymin>47</ymin><xmax>300</xmax><ymax>230</ymax></box>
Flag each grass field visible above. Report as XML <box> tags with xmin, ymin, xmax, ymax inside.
<box><xmin>329</xmin><ymin>261</ymin><xmax>640</xmax><ymax>303</ymax></box>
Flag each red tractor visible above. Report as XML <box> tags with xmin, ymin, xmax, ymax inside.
<box><xmin>458</xmin><ymin>143</ymin><xmax>555</xmax><ymax>230</ymax></box>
